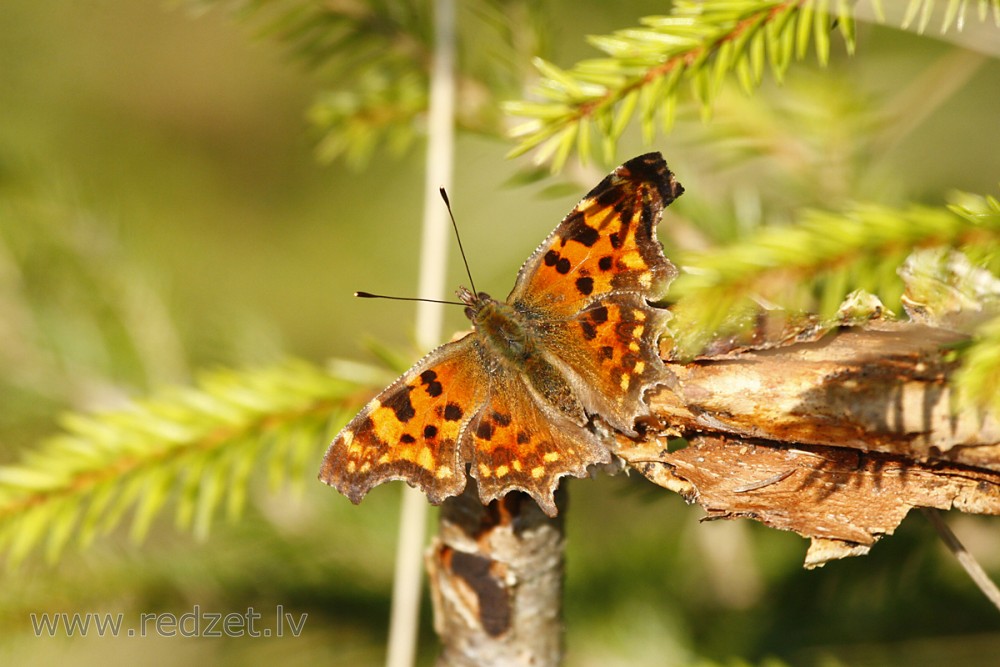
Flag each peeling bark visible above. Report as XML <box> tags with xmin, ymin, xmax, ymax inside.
<box><xmin>624</xmin><ymin>435</ymin><xmax>1000</xmax><ymax>566</ymax></box>
<box><xmin>616</xmin><ymin>323</ymin><xmax>1000</xmax><ymax>566</ymax></box>
<box><xmin>427</xmin><ymin>482</ymin><xmax>564</xmax><ymax>666</ymax></box>
<box><xmin>651</xmin><ymin>323</ymin><xmax>1000</xmax><ymax>464</ymax></box>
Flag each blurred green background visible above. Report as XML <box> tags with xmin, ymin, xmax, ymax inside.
<box><xmin>1</xmin><ymin>1</ymin><xmax>999</xmax><ymax>665</ymax></box>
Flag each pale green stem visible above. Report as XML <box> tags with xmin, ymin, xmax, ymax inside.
<box><xmin>385</xmin><ymin>0</ymin><xmax>456</xmax><ymax>665</ymax></box>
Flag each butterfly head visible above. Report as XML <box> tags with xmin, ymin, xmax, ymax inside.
<box><xmin>456</xmin><ymin>286</ymin><xmax>494</xmax><ymax>320</ymax></box>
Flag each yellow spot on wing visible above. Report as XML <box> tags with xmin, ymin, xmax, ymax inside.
<box><xmin>479</xmin><ymin>463</ymin><xmax>492</xmax><ymax>479</ymax></box>
<box><xmin>634</xmin><ymin>361</ymin><xmax>645</xmax><ymax>375</ymax></box>
<box><xmin>621</xmin><ymin>251</ymin><xmax>645</xmax><ymax>269</ymax></box>
<box><xmin>620</xmin><ymin>373</ymin><xmax>631</xmax><ymax>390</ymax></box>
<box><xmin>436</xmin><ymin>466</ymin><xmax>453</xmax><ymax>479</ymax></box>
<box><xmin>531</xmin><ymin>466</ymin><xmax>545</xmax><ymax>479</ymax></box>
<box><xmin>417</xmin><ymin>447</ymin><xmax>434</xmax><ymax>471</ymax></box>
<box><xmin>543</xmin><ymin>452</ymin><xmax>560</xmax><ymax>463</ymax></box>
<box><xmin>496</xmin><ymin>464</ymin><xmax>510</xmax><ymax>478</ymax></box>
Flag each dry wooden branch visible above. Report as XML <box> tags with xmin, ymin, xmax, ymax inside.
<box><xmin>616</xmin><ymin>322</ymin><xmax>1000</xmax><ymax>566</ymax></box>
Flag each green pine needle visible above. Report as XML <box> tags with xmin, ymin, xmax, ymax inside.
<box><xmin>504</xmin><ymin>0</ymin><xmax>1000</xmax><ymax>168</ymax></box>
<box><xmin>0</xmin><ymin>360</ymin><xmax>373</xmax><ymax>568</ymax></box>
<box><xmin>955</xmin><ymin>312</ymin><xmax>1000</xmax><ymax>417</ymax></box>
<box><xmin>668</xmin><ymin>193</ymin><xmax>1000</xmax><ymax>358</ymax></box>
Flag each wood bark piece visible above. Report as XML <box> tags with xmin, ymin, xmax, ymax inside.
<box><xmin>614</xmin><ymin>323</ymin><xmax>1000</xmax><ymax>566</ymax></box>
<box><xmin>624</xmin><ymin>435</ymin><xmax>1000</xmax><ymax>567</ymax></box>
<box><xmin>427</xmin><ymin>483</ymin><xmax>564</xmax><ymax>666</ymax></box>
<box><xmin>653</xmin><ymin>323</ymin><xmax>1000</xmax><ymax>466</ymax></box>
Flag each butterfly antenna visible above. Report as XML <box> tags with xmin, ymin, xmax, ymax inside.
<box><xmin>439</xmin><ymin>187</ymin><xmax>478</xmax><ymax>295</ymax></box>
<box><xmin>354</xmin><ymin>291</ymin><xmax>465</xmax><ymax>307</ymax></box>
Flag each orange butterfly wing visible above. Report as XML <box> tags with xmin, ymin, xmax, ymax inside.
<box><xmin>320</xmin><ymin>332</ymin><xmax>608</xmax><ymax>516</ymax></box>
<box><xmin>460</xmin><ymin>349</ymin><xmax>611</xmax><ymax>516</ymax></box>
<box><xmin>320</xmin><ymin>335</ymin><xmax>487</xmax><ymax>505</ymax></box>
<box><xmin>507</xmin><ymin>153</ymin><xmax>683</xmax><ymax>434</ymax></box>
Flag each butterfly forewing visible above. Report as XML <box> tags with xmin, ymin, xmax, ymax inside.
<box><xmin>320</xmin><ymin>336</ymin><xmax>486</xmax><ymax>504</ymax></box>
<box><xmin>507</xmin><ymin>153</ymin><xmax>683</xmax><ymax>315</ymax></box>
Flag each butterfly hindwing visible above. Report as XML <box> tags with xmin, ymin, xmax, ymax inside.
<box><xmin>463</xmin><ymin>364</ymin><xmax>610</xmax><ymax>516</ymax></box>
<box><xmin>544</xmin><ymin>293</ymin><xmax>673</xmax><ymax>434</ymax></box>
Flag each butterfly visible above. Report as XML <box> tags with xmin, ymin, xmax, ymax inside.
<box><xmin>320</xmin><ymin>153</ymin><xmax>684</xmax><ymax>516</ymax></box>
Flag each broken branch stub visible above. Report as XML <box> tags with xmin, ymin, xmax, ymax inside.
<box><xmin>427</xmin><ymin>483</ymin><xmax>565</xmax><ymax>667</ymax></box>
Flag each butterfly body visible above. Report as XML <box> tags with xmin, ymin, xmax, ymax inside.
<box><xmin>462</xmin><ymin>289</ymin><xmax>532</xmax><ymax>365</ymax></box>
<box><xmin>321</xmin><ymin>153</ymin><xmax>684</xmax><ymax>516</ymax></box>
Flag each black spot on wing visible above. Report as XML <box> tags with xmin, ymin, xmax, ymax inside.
<box><xmin>383</xmin><ymin>386</ymin><xmax>416</xmax><ymax>423</ymax></box>
<box><xmin>598</xmin><ymin>256</ymin><xmax>613</xmax><ymax>271</ymax></box>
<box><xmin>491</xmin><ymin>411</ymin><xmax>512</xmax><ymax>427</ymax></box>
<box><xmin>615</xmin><ymin>321</ymin><xmax>639</xmax><ymax>343</ymax></box>
<box><xmin>593</xmin><ymin>180</ymin><xmax>623</xmax><ymax>207</ymax></box>
<box><xmin>444</xmin><ymin>403</ymin><xmax>463</xmax><ymax>421</ymax></box>
<box><xmin>419</xmin><ymin>369</ymin><xmax>443</xmax><ymax>397</ymax></box>
<box><xmin>476</xmin><ymin>420</ymin><xmax>494</xmax><ymax>441</ymax></box>
<box><xmin>569</xmin><ymin>224</ymin><xmax>600</xmax><ymax>247</ymax></box>
<box><xmin>589</xmin><ymin>306</ymin><xmax>609</xmax><ymax>324</ymax></box>
<box><xmin>575</xmin><ymin>276</ymin><xmax>594</xmax><ymax>295</ymax></box>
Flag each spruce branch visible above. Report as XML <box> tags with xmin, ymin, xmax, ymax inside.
<box><xmin>668</xmin><ymin>193</ymin><xmax>1000</xmax><ymax>357</ymax></box>
<box><xmin>183</xmin><ymin>0</ymin><xmax>432</xmax><ymax>77</ymax></box>
<box><xmin>183</xmin><ymin>0</ymin><xmax>544</xmax><ymax>166</ymax></box>
<box><xmin>955</xmin><ymin>311</ymin><xmax>1000</xmax><ymax>417</ymax></box>
<box><xmin>504</xmin><ymin>0</ymin><xmax>1000</xmax><ymax>170</ymax></box>
<box><xmin>308</xmin><ymin>68</ymin><xmax>428</xmax><ymax>168</ymax></box>
<box><xmin>0</xmin><ymin>360</ymin><xmax>372</xmax><ymax>567</ymax></box>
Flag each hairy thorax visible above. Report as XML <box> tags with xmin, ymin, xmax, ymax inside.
<box><xmin>460</xmin><ymin>287</ymin><xmax>580</xmax><ymax>419</ymax></box>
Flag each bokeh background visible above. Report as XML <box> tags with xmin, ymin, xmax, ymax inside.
<box><xmin>1</xmin><ymin>1</ymin><xmax>999</xmax><ymax>665</ymax></box>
